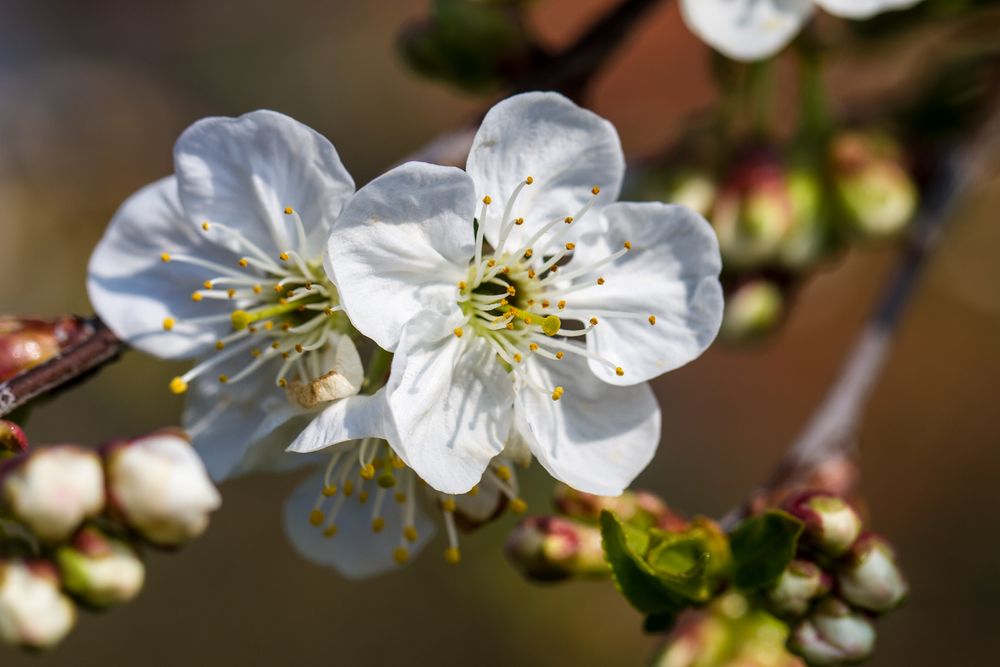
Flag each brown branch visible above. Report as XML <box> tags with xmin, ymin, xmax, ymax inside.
<box><xmin>0</xmin><ymin>318</ymin><xmax>125</xmax><ymax>418</ymax></box>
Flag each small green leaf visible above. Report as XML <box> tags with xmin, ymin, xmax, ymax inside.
<box><xmin>599</xmin><ymin>511</ymin><xmax>683</xmax><ymax>616</ymax></box>
<box><xmin>730</xmin><ymin>510</ymin><xmax>804</xmax><ymax>591</ymax></box>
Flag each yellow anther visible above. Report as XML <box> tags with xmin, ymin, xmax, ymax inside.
<box><xmin>515</xmin><ymin>217</ymin><xmax>525</xmax><ymax>226</ymax></box>
<box><xmin>343</xmin><ymin>480</ymin><xmax>354</xmax><ymax>496</ymax></box>
<box><xmin>557</xmin><ymin>300</ymin><xmax>567</xmax><ymax>310</ymax></box>
<box><xmin>278</xmin><ymin>298</ymin><xmax>288</xmax><ymax>306</ymax></box>
<box><xmin>273</xmin><ymin>284</ymin><xmax>283</xmax><ymax>293</ymax></box>
<box><xmin>525</xmin><ymin>176</ymin><xmax>534</xmax><ymax>185</ymax></box>
<box><xmin>444</xmin><ymin>547</ymin><xmax>461</xmax><ymax>565</ymax></box>
<box><xmin>251</xmin><ymin>348</ymin><xmax>262</xmax><ymax>358</ymax></box>
<box><xmin>199</xmin><ymin>280</ymin><xmax>211</xmax><ymax>290</ymax></box>
<box><xmin>615</xmin><ymin>367</ymin><xmax>624</xmax><ymax>377</ymax></box>
<box><xmin>624</xmin><ymin>241</ymin><xmax>632</xmax><ymax>250</ymax></box>
<box><xmin>253</xmin><ymin>284</ymin><xmax>263</xmax><ymax>294</ymax></box>
<box><xmin>442</xmin><ymin>498</ymin><xmax>457</xmax><ymax>513</ymax></box>
<box><xmin>566</xmin><ymin>242</ymin><xmax>576</xmax><ymax>251</ymax></box>
<box><xmin>590</xmin><ymin>317</ymin><xmax>599</xmax><ymax>326</ymax></box>
<box><xmin>323</xmin><ymin>525</ymin><xmax>337</xmax><ymax>538</ymax></box>
<box><xmin>160</xmin><ymin>252</ymin><xmax>171</xmax><ymax>263</ymax></box>
<box><xmin>529</xmin><ymin>343</ymin><xmax>539</xmax><ymax>351</ymax></box>
<box><xmin>482</xmin><ymin>195</ymin><xmax>492</xmax><ymax>205</ymax></box>
<box><xmin>522</xmin><ymin>315</ymin><xmax>533</xmax><ymax>325</ymax></box>
<box><xmin>551</xmin><ymin>386</ymin><xmax>565</xmax><ymax>401</ymax></box>
<box><xmin>393</xmin><ymin>547</ymin><xmax>409</xmax><ymax>565</ymax></box>
<box><xmin>294</xmin><ymin>344</ymin><xmax>303</xmax><ymax>354</ymax></box>
<box><xmin>394</xmin><ymin>491</ymin><xmax>407</xmax><ymax>503</ymax></box>
<box><xmin>487</xmin><ymin>259</ymin><xmax>496</xmax><ymax>268</ymax></box>
<box><xmin>278</xmin><ymin>378</ymin><xmax>287</xmax><ymax>388</ymax></box>
<box><xmin>322</xmin><ymin>485</ymin><xmax>338</xmax><ymax>497</ymax></box>
<box><xmin>281</xmin><ymin>323</ymin><xmax>291</xmax><ymax>331</ymax></box>
<box><xmin>592</xmin><ymin>186</ymin><xmax>601</xmax><ymax>195</ymax></box>
<box><xmin>162</xmin><ymin>317</ymin><xmax>175</xmax><ymax>331</ymax></box>
<box><xmin>499</xmin><ymin>299</ymin><xmax>509</xmax><ymax>306</ymax></box>
<box><xmin>270</xmin><ymin>341</ymin><xmax>280</xmax><ymax>350</ymax></box>
<box><xmin>218</xmin><ymin>374</ymin><xmax>228</xmax><ymax>384</ymax></box>
<box><xmin>502</xmin><ymin>266</ymin><xmax>511</xmax><ymax>274</ymax></box>
<box><xmin>510</xmin><ymin>497</ymin><xmax>528</xmax><ymax>513</ymax></box>
<box><xmin>281</xmin><ymin>352</ymin><xmax>290</xmax><ymax>359</ymax></box>
<box><xmin>469</xmin><ymin>485</ymin><xmax>480</xmax><ymax>496</ymax></box>
<box><xmin>541</xmin><ymin>300</ymin><xmax>550</xmax><ymax>308</ymax></box>
<box><xmin>527</xmin><ymin>269</ymin><xmax>536</xmax><ymax>279</ymax></box>
<box><xmin>284</xmin><ymin>206</ymin><xmax>294</xmax><ymax>215</ymax></box>
<box><xmin>549</xmin><ymin>265</ymin><xmax>559</xmax><ymax>273</ymax></box>
<box><xmin>454</xmin><ymin>327</ymin><xmax>464</xmax><ymax>338</ymax></box>
<box><xmin>556</xmin><ymin>351</ymin><xmax>565</xmax><ymax>360</ymax></box>
<box><xmin>541</xmin><ymin>315</ymin><xmax>561</xmax><ymax>337</ymax></box>
<box><xmin>505</xmin><ymin>322</ymin><xmax>514</xmax><ymax>330</ymax></box>
<box><xmin>308</xmin><ymin>509</ymin><xmax>324</xmax><ymax>526</ymax></box>
<box><xmin>239</xmin><ymin>258</ymin><xmax>249</xmax><ymax>268</ymax></box>
<box><xmin>527</xmin><ymin>299</ymin><xmax>535</xmax><ymax>306</ymax></box>
<box><xmin>360</xmin><ymin>463</ymin><xmax>376</xmax><ymax>480</ymax></box>
<box><xmin>564</xmin><ymin>217</ymin><xmax>574</xmax><ymax>224</ymax></box>
<box><xmin>191</xmin><ymin>291</ymin><xmax>203</xmax><ymax>302</ymax></box>
<box><xmin>169</xmin><ymin>377</ymin><xmax>188</xmax><ymax>395</ymax></box>
<box><xmin>506</xmin><ymin>285</ymin><xmax>517</xmax><ymax>296</ymax></box>
<box><xmin>227</xmin><ymin>288</ymin><xmax>236</xmax><ymax>299</ymax></box>
<box><xmin>524</xmin><ymin>248</ymin><xmax>533</xmax><ymax>258</ymax></box>
<box><xmin>513</xmin><ymin>354</ymin><xmax>522</xmax><ymax>363</ymax></box>
<box><xmin>404</xmin><ymin>525</ymin><xmax>419</xmax><ymax>543</ymax></box>
<box><xmin>458</xmin><ymin>281</ymin><xmax>467</xmax><ymax>290</ymax></box>
<box><xmin>358</xmin><ymin>490</ymin><xmax>369</xmax><ymax>503</ymax></box>
<box><xmin>495</xmin><ymin>465</ymin><xmax>512</xmax><ymax>481</ymax></box>
<box><xmin>648</xmin><ymin>315</ymin><xmax>657</xmax><ymax>326</ymax></box>
<box><xmin>279</xmin><ymin>252</ymin><xmax>289</xmax><ymax>261</ymax></box>
<box><xmin>597</xmin><ymin>277</ymin><xmax>605</xmax><ymax>285</ymax></box>
<box><xmin>391</xmin><ymin>455</ymin><xmax>406</xmax><ymax>469</ymax></box>
<box><xmin>371</xmin><ymin>517</ymin><xmax>386</xmax><ymax>533</ymax></box>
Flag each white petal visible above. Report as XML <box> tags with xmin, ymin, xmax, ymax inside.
<box><xmin>287</xmin><ymin>390</ymin><xmax>394</xmax><ymax>454</ymax></box>
<box><xmin>283</xmin><ymin>471</ymin><xmax>435</xmax><ymax>579</ymax></box>
<box><xmin>515</xmin><ymin>355</ymin><xmax>660</xmax><ymax>496</ymax></box>
<box><xmin>466</xmin><ymin>92</ymin><xmax>625</xmax><ymax>251</ymax></box>
<box><xmin>570</xmin><ymin>202</ymin><xmax>723</xmax><ymax>385</ymax></box>
<box><xmin>386</xmin><ymin>311</ymin><xmax>513</xmax><ymax>494</ymax></box>
<box><xmin>680</xmin><ymin>0</ymin><xmax>815</xmax><ymax>62</ymax></box>
<box><xmin>326</xmin><ymin>162</ymin><xmax>475</xmax><ymax>351</ymax></box>
<box><xmin>814</xmin><ymin>0</ymin><xmax>923</xmax><ymax>18</ymax></box>
<box><xmin>87</xmin><ymin>177</ymin><xmax>233</xmax><ymax>359</ymax></box>
<box><xmin>453</xmin><ymin>463</ymin><xmax>518</xmax><ymax>525</ymax></box>
<box><xmin>174</xmin><ymin>110</ymin><xmax>354</xmax><ymax>257</ymax></box>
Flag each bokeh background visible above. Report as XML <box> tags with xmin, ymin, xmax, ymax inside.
<box><xmin>1</xmin><ymin>0</ymin><xmax>998</xmax><ymax>665</ymax></box>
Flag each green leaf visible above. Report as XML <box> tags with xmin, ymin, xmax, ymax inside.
<box><xmin>643</xmin><ymin>611</ymin><xmax>677</xmax><ymax>634</ymax></box>
<box><xmin>599</xmin><ymin>511</ymin><xmax>684</xmax><ymax>616</ymax></box>
<box><xmin>729</xmin><ymin>510</ymin><xmax>804</xmax><ymax>591</ymax></box>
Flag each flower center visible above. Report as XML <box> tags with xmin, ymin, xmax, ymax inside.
<box><xmin>160</xmin><ymin>208</ymin><xmax>347</xmax><ymax>395</ymax></box>
<box><xmin>304</xmin><ymin>439</ymin><xmax>525</xmax><ymax>566</ymax></box>
<box><xmin>453</xmin><ymin>179</ymin><xmax>649</xmax><ymax>400</ymax></box>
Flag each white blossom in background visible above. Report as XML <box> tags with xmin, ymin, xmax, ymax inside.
<box><xmin>679</xmin><ymin>0</ymin><xmax>926</xmax><ymax>62</ymax></box>
<box><xmin>0</xmin><ymin>446</ymin><xmax>105</xmax><ymax>542</ymax></box>
<box><xmin>0</xmin><ymin>560</ymin><xmax>76</xmax><ymax>650</ymax></box>
<box><xmin>295</xmin><ymin>92</ymin><xmax>723</xmax><ymax>500</ymax></box>
<box><xmin>104</xmin><ymin>430</ymin><xmax>221</xmax><ymax>547</ymax></box>
<box><xmin>87</xmin><ymin>110</ymin><xmax>360</xmax><ymax>481</ymax></box>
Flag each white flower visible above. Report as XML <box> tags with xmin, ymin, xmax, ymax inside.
<box><xmin>285</xmin><ymin>392</ymin><xmax>526</xmax><ymax>578</ymax></box>
<box><xmin>680</xmin><ymin>0</ymin><xmax>926</xmax><ymax>62</ymax></box>
<box><xmin>0</xmin><ymin>446</ymin><xmax>105</xmax><ymax>542</ymax></box>
<box><xmin>104</xmin><ymin>430</ymin><xmax>221</xmax><ymax>547</ymax></box>
<box><xmin>87</xmin><ymin>110</ymin><xmax>361</xmax><ymax>479</ymax></box>
<box><xmin>297</xmin><ymin>92</ymin><xmax>723</xmax><ymax>497</ymax></box>
<box><xmin>0</xmin><ymin>560</ymin><xmax>76</xmax><ymax>650</ymax></box>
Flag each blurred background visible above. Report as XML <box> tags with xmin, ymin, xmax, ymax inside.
<box><xmin>1</xmin><ymin>0</ymin><xmax>998</xmax><ymax>664</ymax></box>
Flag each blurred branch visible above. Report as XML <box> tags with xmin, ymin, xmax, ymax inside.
<box><xmin>723</xmin><ymin>92</ymin><xmax>1000</xmax><ymax>528</ymax></box>
<box><xmin>0</xmin><ymin>318</ymin><xmax>124</xmax><ymax>418</ymax></box>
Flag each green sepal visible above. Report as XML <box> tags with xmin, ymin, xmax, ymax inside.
<box><xmin>729</xmin><ymin>510</ymin><xmax>804</xmax><ymax>592</ymax></box>
<box><xmin>643</xmin><ymin>611</ymin><xmax>677</xmax><ymax>634</ymax></box>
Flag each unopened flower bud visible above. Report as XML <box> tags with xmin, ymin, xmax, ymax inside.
<box><xmin>0</xmin><ymin>316</ymin><xmax>83</xmax><ymax>382</ymax></box>
<box><xmin>779</xmin><ymin>168</ymin><xmax>829</xmax><ymax>269</ymax></box>
<box><xmin>505</xmin><ymin>516</ymin><xmax>608</xmax><ymax>582</ymax></box>
<box><xmin>711</xmin><ymin>157</ymin><xmax>794</xmax><ymax>268</ymax></box>
<box><xmin>0</xmin><ymin>559</ymin><xmax>76</xmax><ymax>650</ymax></box>
<box><xmin>829</xmin><ymin>130</ymin><xmax>917</xmax><ymax>239</ymax></box>
<box><xmin>56</xmin><ymin>526</ymin><xmax>145</xmax><ymax>608</ymax></box>
<box><xmin>783</xmin><ymin>492</ymin><xmax>862</xmax><ymax>557</ymax></box>
<box><xmin>553</xmin><ymin>484</ymin><xmax>684</xmax><ymax>530</ymax></box>
<box><xmin>0</xmin><ymin>421</ymin><xmax>28</xmax><ymax>456</ymax></box>
<box><xmin>664</xmin><ymin>169</ymin><xmax>718</xmax><ymax>218</ymax></box>
<box><xmin>789</xmin><ymin>598</ymin><xmax>876</xmax><ymax>666</ymax></box>
<box><xmin>720</xmin><ymin>280</ymin><xmax>785</xmax><ymax>342</ymax></box>
<box><xmin>104</xmin><ymin>430</ymin><xmax>220</xmax><ymax>547</ymax></box>
<box><xmin>837</xmin><ymin>534</ymin><xmax>907</xmax><ymax>614</ymax></box>
<box><xmin>1</xmin><ymin>446</ymin><xmax>105</xmax><ymax>542</ymax></box>
<box><xmin>765</xmin><ymin>559</ymin><xmax>832</xmax><ymax>618</ymax></box>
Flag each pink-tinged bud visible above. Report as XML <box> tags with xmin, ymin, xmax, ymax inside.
<box><xmin>0</xmin><ymin>316</ymin><xmax>84</xmax><ymax>382</ymax></box>
<box><xmin>720</xmin><ymin>280</ymin><xmax>785</xmax><ymax>343</ymax></box>
<box><xmin>0</xmin><ymin>558</ymin><xmax>76</xmax><ymax>650</ymax></box>
<box><xmin>553</xmin><ymin>484</ymin><xmax>683</xmax><ymax>530</ymax></box>
<box><xmin>104</xmin><ymin>430</ymin><xmax>221</xmax><ymax>547</ymax></box>
<box><xmin>829</xmin><ymin>130</ymin><xmax>917</xmax><ymax>240</ymax></box>
<box><xmin>765</xmin><ymin>559</ymin><xmax>832</xmax><ymax>618</ymax></box>
<box><xmin>505</xmin><ymin>516</ymin><xmax>608</xmax><ymax>582</ymax></box>
<box><xmin>788</xmin><ymin>598</ymin><xmax>876</xmax><ymax>666</ymax></box>
<box><xmin>665</xmin><ymin>169</ymin><xmax>718</xmax><ymax>218</ymax></box>
<box><xmin>55</xmin><ymin>526</ymin><xmax>145</xmax><ymax>609</ymax></box>
<box><xmin>783</xmin><ymin>492</ymin><xmax>863</xmax><ymax>557</ymax></box>
<box><xmin>837</xmin><ymin>534</ymin><xmax>908</xmax><ymax>614</ymax></box>
<box><xmin>1</xmin><ymin>446</ymin><xmax>105</xmax><ymax>542</ymax></box>
<box><xmin>0</xmin><ymin>421</ymin><xmax>28</xmax><ymax>456</ymax></box>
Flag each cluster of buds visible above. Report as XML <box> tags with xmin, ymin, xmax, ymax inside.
<box><xmin>505</xmin><ymin>484</ymin><xmax>686</xmax><ymax>582</ymax></box>
<box><xmin>658</xmin><ymin>129</ymin><xmax>918</xmax><ymax>342</ymax></box>
<box><xmin>0</xmin><ymin>424</ymin><xmax>220</xmax><ymax>650</ymax></box>
<box><xmin>768</xmin><ymin>492</ymin><xmax>908</xmax><ymax>666</ymax></box>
